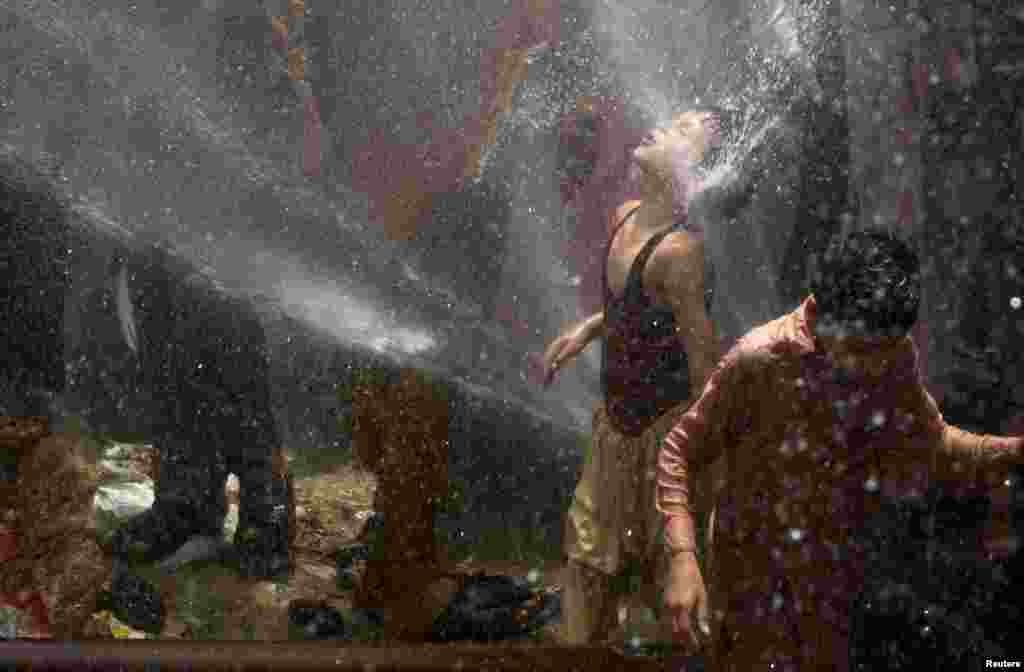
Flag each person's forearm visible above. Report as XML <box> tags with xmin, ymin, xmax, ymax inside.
<box><xmin>658</xmin><ymin>353</ymin><xmax>741</xmax><ymax>555</ymax></box>
<box><xmin>658</xmin><ymin>425</ymin><xmax>703</xmax><ymax>553</ymax></box>
<box><xmin>664</xmin><ymin>508</ymin><xmax>700</xmax><ymax>553</ymax></box>
<box><xmin>941</xmin><ymin>425</ymin><xmax>1024</xmax><ymax>479</ymax></box>
<box><xmin>582</xmin><ymin>311</ymin><xmax>604</xmax><ymax>342</ymax></box>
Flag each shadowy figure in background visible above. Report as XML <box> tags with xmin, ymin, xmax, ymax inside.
<box><xmin>540</xmin><ymin>110</ymin><xmax>723</xmax><ymax>647</ymax></box>
<box><xmin>0</xmin><ymin>157</ymin><xmax>72</xmax><ymax>420</ymax></box>
<box><xmin>0</xmin><ymin>158</ymin><xmax>160</xmax><ymax>639</ymax></box>
<box><xmin>656</xmin><ymin>229</ymin><xmax>1024</xmax><ymax>670</ymax></box>
<box><xmin>108</xmin><ymin>242</ymin><xmax>294</xmax><ymax>580</ymax></box>
<box><xmin>0</xmin><ymin>159</ymin><xmax>103</xmax><ymax>639</ymax></box>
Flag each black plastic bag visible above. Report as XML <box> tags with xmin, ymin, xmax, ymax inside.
<box><xmin>431</xmin><ymin>573</ymin><xmax>561</xmax><ymax>642</ymax></box>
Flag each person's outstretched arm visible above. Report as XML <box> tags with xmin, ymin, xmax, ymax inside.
<box><xmin>910</xmin><ymin>384</ymin><xmax>1024</xmax><ymax>485</ymax></box>
<box><xmin>940</xmin><ymin>424</ymin><xmax>1024</xmax><ymax>473</ymax></box>
<box><xmin>539</xmin><ymin>311</ymin><xmax>604</xmax><ymax>386</ymax></box>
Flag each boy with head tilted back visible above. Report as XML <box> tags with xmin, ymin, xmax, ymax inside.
<box><xmin>540</xmin><ymin>108</ymin><xmax>724</xmax><ymax>645</ymax></box>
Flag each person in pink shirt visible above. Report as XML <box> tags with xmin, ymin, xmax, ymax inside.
<box><xmin>656</xmin><ymin>229</ymin><xmax>1024</xmax><ymax>670</ymax></box>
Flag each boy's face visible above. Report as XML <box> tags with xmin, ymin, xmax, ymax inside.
<box><xmin>632</xmin><ymin>111</ymin><xmax>721</xmax><ymax>174</ymax></box>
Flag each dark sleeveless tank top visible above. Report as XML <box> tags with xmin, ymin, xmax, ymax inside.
<box><xmin>601</xmin><ymin>205</ymin><xmax>714</xmax><ymax>436</ymax></box>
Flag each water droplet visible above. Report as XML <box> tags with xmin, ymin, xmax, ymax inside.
<box><xmin>787</xmin><ymin>528</ymin><xmax>805</xmax><ymax>542</ymax></box>
<box><xmin>772</xmin><ymin>593</ymin><xmax>784</xmax><ymax>610</ymax></box>
<box><xmin>1011</xmin><ymin>296</ymin><xmax>1021</xmax><ymax>310</ymax></box>
<box><xmin>864</xmin><ymin>476</ymin><xmax>880</xmax><ymax>492</ymax></box>
<box><xmin>870</xmin><ymin>411</ymin><xmax>887</xmax><ymax>428</ymax></box>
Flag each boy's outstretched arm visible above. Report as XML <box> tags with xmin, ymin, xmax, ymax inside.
<box><xmin>915</xmin><ymin>386</ymin><xmax>1024</xmax><ymax>484</ymax></box>
<box><xmin>539</xmin><ymin>311</ymin><xmax>604</xmax><ymax>386</ymax></box>
<box><xmin>938</xmin><ymin>423</ymin><xmax>1024</xmax><ymax>486</ymax></box>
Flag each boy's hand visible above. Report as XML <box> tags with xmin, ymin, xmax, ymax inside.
<box><xmin>538</xmin><ymin>322</ymin><xmax>591</xmax><ymax>386</ymax></box>
<box><xmin>665</xmin><ymin>553</ymin><xmax>711</xmax><ymax>651</ymax></box>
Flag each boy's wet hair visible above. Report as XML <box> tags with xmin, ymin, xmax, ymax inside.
<box><xmin>810</xmin><ymin>229</ymin><xmax>921</xmax><ymax>339</ymax></box>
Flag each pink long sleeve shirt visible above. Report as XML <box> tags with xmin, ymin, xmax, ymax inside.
<box><xmin>656</xmin><ymin>296</ymin><xmax>1023</xmax><ymax>670</ymax></box>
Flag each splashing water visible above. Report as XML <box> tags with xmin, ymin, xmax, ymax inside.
<box><xmin>0</xmin><ymin>0</ymin><xmax>846</xmax><ymax>429</ymax></box>
<box><xmin>583</xmin><ymin>0</ymin><xmax>833</xmax><ymax>338</ymax></box>
<box><xmin>3</xmin><ymin>0</ymin><xmax>619</xmax><ymax>430</ymax></box>
<box><xmin>699</xmin><ymin>113</ymin><xmax>780</xmax><ymax>194</ymax></box>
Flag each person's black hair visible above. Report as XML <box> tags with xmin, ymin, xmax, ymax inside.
<box><xmin>809</xmin><ymin>228</ymin><xmax>921</xmax><ymax>339</ymax></box>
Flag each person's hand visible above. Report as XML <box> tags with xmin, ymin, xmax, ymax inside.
<box><xmin>665</xmin><ymin>552</ymin><xmax>711</xmax><ymax>650</ymax></box>
<box><xmin>539</xmin><ymin>323</ymin><xmax>590</xmax><ymax>386</ymax></box>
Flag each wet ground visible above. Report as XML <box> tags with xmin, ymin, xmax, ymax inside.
<box><xmin>114</xmin><ymin>456</ymin><xmax>573</xmax><ymax>645</ymax></box>
<box><xmin>86</xmin><ymin>441</ymin><xmax>1020</xmax><ymax>653</ymax></box>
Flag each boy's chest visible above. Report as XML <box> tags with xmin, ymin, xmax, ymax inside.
<box><xmin>724</xmin><ymin>368</ymin><xmax>927</xmax><ymax>522</ymax></box>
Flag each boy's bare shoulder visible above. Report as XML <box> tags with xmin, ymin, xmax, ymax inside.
<box><xmin>648</xmin><ymin>231</ymin><xmax>705</xmax><ymax>289</ymax></box>
<box><xmin>614</xmin><ymin>200</ymin><xmax>643</xmax><ymax>223</ymax></box>
<box><xmin>662</xmin><ymin>229</ymin><xmax>704</xmax><ymax>260</ymax></box>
